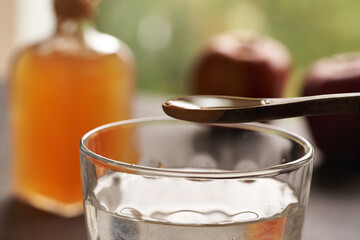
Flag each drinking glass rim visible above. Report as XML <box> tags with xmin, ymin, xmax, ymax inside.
<box><xmin>80</xmin><ymin>116</ymin><xmax>314</xmax><ymax>179</ymax></box>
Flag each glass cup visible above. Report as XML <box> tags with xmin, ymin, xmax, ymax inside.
<box><xmin>79</xmin><ymin>117</ymin><xmax>314</xmax><ymax>240</ymax></box>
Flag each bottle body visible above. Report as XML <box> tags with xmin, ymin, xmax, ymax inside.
<box><xmin>9</xmin><ymin>31</ymin><xmax>134</xmax><ymax>217</ymax></box>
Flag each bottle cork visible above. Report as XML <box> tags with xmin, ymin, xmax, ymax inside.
<box><xmin>54</xmin><ymin>0</ymin><xmax>100</xmax><ymax>20</ymax></box>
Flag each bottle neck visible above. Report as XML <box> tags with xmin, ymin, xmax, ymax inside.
<box><xmin>55</xmin><ymin>18</ymin><xmax>83</xmax><ymax>36</ymax></box>
<box><xmin>53</xmin><ymin>0</ymin><xmax>99</xmax><ymax>36</ymax></box>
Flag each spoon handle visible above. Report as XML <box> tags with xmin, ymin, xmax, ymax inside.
<box><xmin>163</xmin><ymin>92</ymin><xmax>360</xmax><ymax>123</ymax></box>
<box><xmin>221</xmin><ymin>92</ymin><xmax>360</xmax><ymax>123</ymax></box>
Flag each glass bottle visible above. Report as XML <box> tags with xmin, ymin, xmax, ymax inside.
<box><xmin>8</xmin><ymin>0</ymin><xmax>135</xmax><ymax>217</ymax></box>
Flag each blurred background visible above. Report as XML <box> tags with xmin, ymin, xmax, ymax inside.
<box><xmin>1</xmin><ymin>0</ymin><xmax>360</xmax><ymax>239</ymax></box>
<box><xmin>1</xmin><ymin>0</ymin><xmax>360</xmax><ymax>95</ymax></box>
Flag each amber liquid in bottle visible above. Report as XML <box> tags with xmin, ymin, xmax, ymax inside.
<box><xmin>9</xmin><ymin>19</ymin><xmax>135</xmax><ymax>217</ymax></box>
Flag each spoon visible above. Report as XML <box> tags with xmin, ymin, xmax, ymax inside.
<box><xmin>162</xmin><ymin>93</ymin><xmax>360</xmax><ymax>123</ymax></box>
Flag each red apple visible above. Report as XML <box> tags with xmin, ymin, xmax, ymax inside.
<box><xmin>303</xmin><ymin>52</ymin><xmax>360</xmax><ymax>170</ymax></box>
<box><xmin>191</xmin><ymin>30</ymin><xmax>292</xmax><ymax>98</ymax></box>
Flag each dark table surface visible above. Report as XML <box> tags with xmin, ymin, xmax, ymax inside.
<box><xmin>1</xmin><ymin>84</ymin><xmax>360</xmax><ymax>240</ymax></box>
